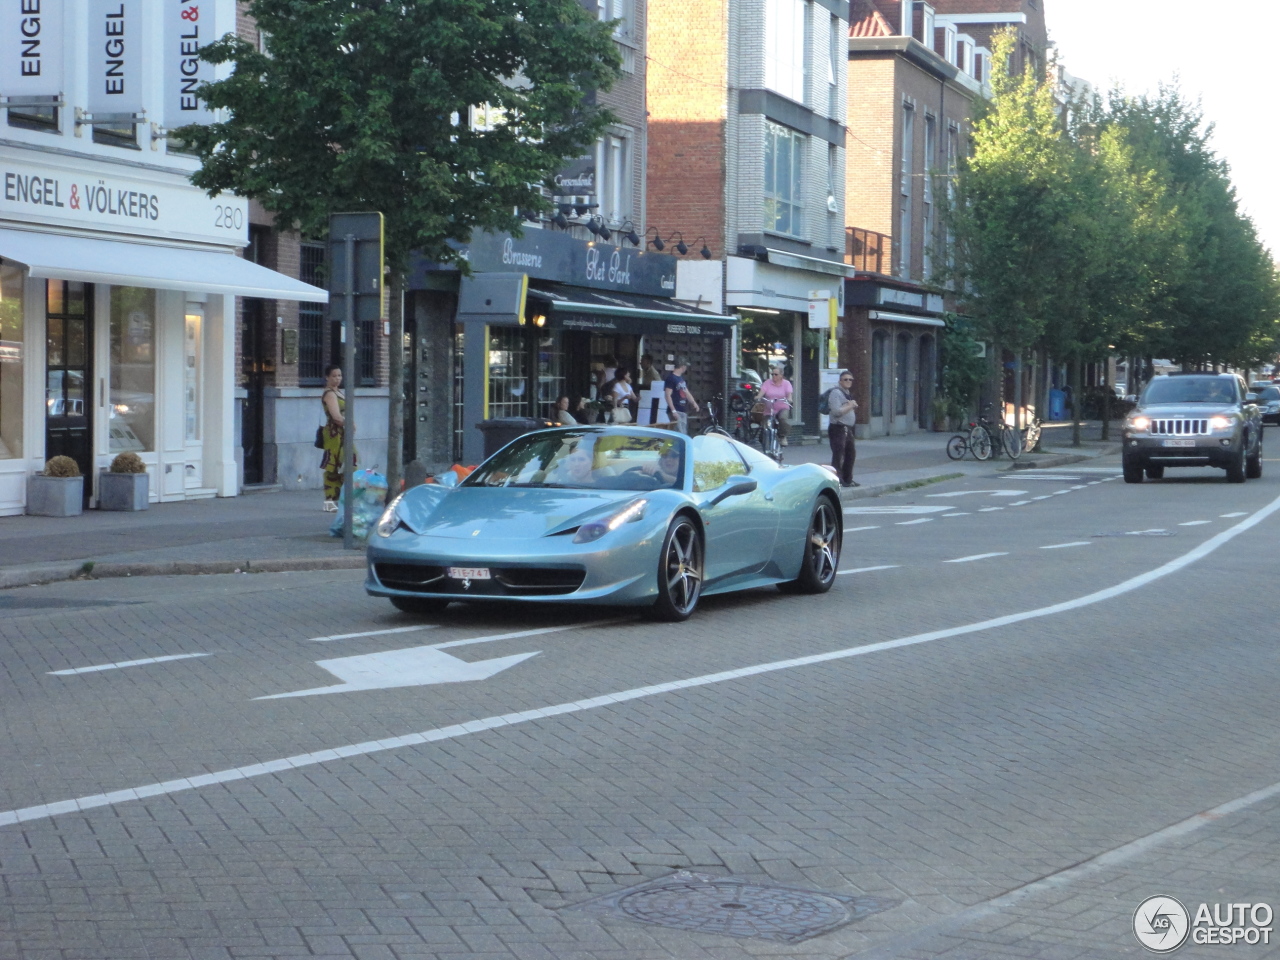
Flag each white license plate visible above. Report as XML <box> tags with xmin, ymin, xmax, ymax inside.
<box><xmin>1161</xmin><ymin>439</ymin><xmax>1196</xmax><ymax>448</ymax></box>
<box><xmin>447</xmin><ymin>567</ymin><xmax>491</xmax><ymax>580</ymax></box>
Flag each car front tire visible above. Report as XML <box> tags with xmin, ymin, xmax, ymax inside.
<box><xmin>1226</xmin><ymin>443</ymin><xmax>1246</xmax><ymax>483</ymax></box>
<box><xmin>779</xmin><ymin>496</ymin><xmax>841</xmax><ymax>594</ymax></box>
<box><xmin>1123</xmin><ymin>457</ymin><xmax>1144</xmax><ymax>483</ymax></box>
<box><xmin>649</xmin><ymin>516</ymin><xmax>703</xmax><ymax>622</ymax></box>
<box><xmin>1247</xmin><ymin>432</ymin><xmax>1263</xmax><ymax>479</ymax></box>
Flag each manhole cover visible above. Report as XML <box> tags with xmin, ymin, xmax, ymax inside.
<box><xmin>566</xmin><ymin>871</ymin><xmax>899</xmax><ymax>943</ymax></box>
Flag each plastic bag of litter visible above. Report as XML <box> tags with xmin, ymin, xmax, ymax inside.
<box><xmin>329</xmin><ymin>468</ymin><xmax>388</xmax><ymax>540</ymax></box>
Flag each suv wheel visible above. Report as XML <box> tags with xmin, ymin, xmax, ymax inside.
<box><xmin>1247</xmin><ymin>433</ymin><xmax>1263</xmax><ymax>479</ymax></box>
<box><xmin>1226</xmin><ymin>444</ymin><xmax>1247</xmax><ymax>483</ymax></box>
<box><xmin>1145</xmin><ymin>465</ymin><xmax>1164</xmax><ymax>480</ymax></box>
<box><xmin>1123</xmin><ymin>457</ymin><xmax>1144</xmax><ymax>484</ymax></box>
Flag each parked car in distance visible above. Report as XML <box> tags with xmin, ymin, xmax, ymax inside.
<box><xmin>1249</xmin><ymin>383</ymin><xmax>1280</xmax><ymax>424</ymax></box>
<box><xmin>1121</xmin><ymin>373</ymin><xmax>1263</xmax><ymax>483</ymax></box>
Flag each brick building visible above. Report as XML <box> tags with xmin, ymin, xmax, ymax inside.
<box><xmin>841</xmin><ymin>0</ymin><xmax>1044</xmax><ymax>436</ymax></box>
<box><xmin>648</xmin><ymin>0</ymin><xmax>856</xmax><ymax>430</ymax></box>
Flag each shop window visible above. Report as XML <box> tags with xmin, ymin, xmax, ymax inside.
<box><xmin>895</xmin><ymin>333</ymin><xmax>910</xmax><ymax>416</ymax></box>
<box><xmin>298</xmin><ymin>242</ymin><xmax>326</xmax><ymax>384</ymax></box>
<box><xmin>764</xmin><ymin>122</ymin><xmax>805</xmax><ymax>237</ymax></box>
<box><xmin>327</xmin><ymin>319</ymin><xmax>376</xmax><ymax>387</ymax></box>
<box><xmin>7</xmin><ymin>104</ymin><xmax>59</xmax><ymax>133</ymax></box>
<box><xmin>870</xmin><ymin>331</ymin><xmax>886</xmax><ymax>417</ymax></box>
<box><xmin>487</xmin><ymin>326</ymin><xmax>530</xmax><ymax>419</ymax></box>
<box><xmin>0</xmin><ymin>263</ymin><xmax>24</xmax><ymax>459</ymax></box>
<box><xmin>184</xmin><ymin>308</ymin><xmax>202</xmax><ymax>443</ymax></box>
<box><xmin>765</xmin><ymin>0</ymin><xmax>807</xmax><ymax>105</ymax></box>
<box><xmin>109</xmin><ymin>287</ymin><xmax>156</xmax><ymax>453</ymax></box>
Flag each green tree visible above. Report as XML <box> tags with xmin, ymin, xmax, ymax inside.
<box><xmin>178</xmin><ymin>0</ymin><xmax>621</xmax><ymax>492</ymax></box>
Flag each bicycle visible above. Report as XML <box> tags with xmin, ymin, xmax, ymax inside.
<box><xmin>699</xmin><ymin>398</ymin><xmax>739</xmax><ymax>440</ymax></box>
<box><xmin>973</xmin><ymin>413</ymin><xmax>1023</xmax><ymax>461</ymax></box>
<box><xmin>755</xmin><ymin>398</ymin><xmax>791</xmax><ymax>463</ymax></box>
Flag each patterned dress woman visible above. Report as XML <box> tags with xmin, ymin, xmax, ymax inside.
<box><xmin>320</xmin><ymin>364</ymin><xmax>353</xmax><ymax>504</ymax></box>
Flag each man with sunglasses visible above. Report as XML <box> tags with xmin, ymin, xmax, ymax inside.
<box><xmin>828</xmin><ymin>370</ymin><xmax>859</xmax><ymax>487</ymax></box>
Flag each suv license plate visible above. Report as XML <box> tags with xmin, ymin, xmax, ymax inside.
<box><xmin>448</xmin><ymin>567</ymin><xmax>491</xmax><ymax>580</ymax></box>
<box><xmin>1161</xmin><ymin>439</ymin><xmax>1195</xmax><ymax>447</ymax></box>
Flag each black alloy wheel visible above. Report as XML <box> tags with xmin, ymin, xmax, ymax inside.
<box><xmin>649</xmin><ymin>516</ymin><xmax>704</xmax><ymax>622</ymax></box>
<box><xmin>779</xmin><ymin>497</ymin><xmax>841</xmax><ymax>594</ymax></box>
<box><xmin>390</xmin><ymin>596</ymin><xmax>451</xmax><ymax>616</ymax></box>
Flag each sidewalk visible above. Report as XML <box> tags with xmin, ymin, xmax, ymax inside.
<box><xmin>0</xmin><ymin>422</ymin><xmax>1120</xmax><ymax>588</ymax></box>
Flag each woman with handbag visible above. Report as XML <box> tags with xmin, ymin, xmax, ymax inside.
<box><xmin>609</xmin><ymin>369</ymin><xmax>636</xmax><ymax>423</ymax></box>
<box><xmin>319</xmin><ymin>364</ymin><xmax>354</xmax><ymax>509</ymax></box>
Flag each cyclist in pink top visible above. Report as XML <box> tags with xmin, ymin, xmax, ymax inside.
<box><xmin>757</xmin><ymin>363</ymin><xmax>793</xmax><ymax>445</ymax></box>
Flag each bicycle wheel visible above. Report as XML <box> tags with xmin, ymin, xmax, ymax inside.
<box><xmin>946</xmin><ymin>435</ymin><xmax>968</xmax><ymax>460</ymax></box>
<box><xmin>1002</xmin><ymin>425</ymin><xmax>1022</xmax><ymax>460</ymax></box>
<box><xmin>969</xmin><ymin>425</ymin><xmax>992</xmax><ymax>461</ymax></box>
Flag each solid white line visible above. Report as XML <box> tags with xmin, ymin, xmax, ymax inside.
<box><xmin>944</xmin><ymin>552</ymin><xmax>1010</xmax><ymax>564</ymax></box>
<box><xmin>310</xmin><ymin>625</ymin><xmax>435</xmax><ymax>643</ymax></box>
<box><xmin>845</xmin><ymin>525</ymin><xmax>881</xmax><ymax>532</ymax></box>
<box><xmin>7</xmin><ymin>492</ymin><xmax>1279</xmax><ymax>831</ymax></box>
<box><xmin>1179</xmin><ymin>520</ymin><xmax>1211</xmax><ymax>527</ymax></box>
<box><xmin>896</xmin><ymin>518</ymin><xmax>933</xmax><ymax>525</ymax></box>
<box><xmin>837</xmin><ymin>565</ymin><xmax>901</xmax><ymax>576</ymax></box>
<box><xmin>1040</xmin><ymin>542</ymin><xmax>1091</xmax><ymax>550</ymax></box>
<box><xmin>49</xmin><ymin>653</ymin><xmax>211</xmax><ymax>676</ymax></box>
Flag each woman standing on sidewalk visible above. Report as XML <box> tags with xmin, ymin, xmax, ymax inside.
<box><xmin>320</xmin><ymin>365</ymin><xmax>352</xmax><ymax>508</ymax></box>
<box><xmin>828</xmin><ymin>370</ymin><xmax>859</xmax><ymax>487</ymax></box>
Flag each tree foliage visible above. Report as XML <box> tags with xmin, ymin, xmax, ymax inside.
<box><xmin>947</xmin><ymin>32</ymin><xmax>1279</xmax><ymax>380</ymax></box>
<box><xmin>177</xmin><ymin>0</ymin><xmax>622</xmax><ymax>274</ymax></box>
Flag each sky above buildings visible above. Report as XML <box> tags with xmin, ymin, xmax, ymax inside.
<box><xmin>1049</xmin><ymin>1</ymin><xmax>1279</xmax><ymax>260</ymax></box>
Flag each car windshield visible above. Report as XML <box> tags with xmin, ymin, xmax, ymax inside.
<box><xmin>1255</xmin><ymin>386</ymin><xmax>1280</xmax><ymax>402</ymax></box>
<box><xmin>463</xmin><ymin>430</ymin><xmax>685</xmax><ymax>491</ymax></box>
<box><xmin>1142</xmin><ymin>378</ymin><xmax>1238</xmax><ymax>405</ymax></box>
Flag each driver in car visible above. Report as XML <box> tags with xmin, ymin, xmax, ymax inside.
<box><xmin>634</xmin><ymin>446</ymin><xmax>682</xmax><ymax>486</ymax></box>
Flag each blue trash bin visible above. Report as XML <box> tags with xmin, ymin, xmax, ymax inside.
<box><xmin>1049</xmin><ymin>389</ymin><xmax>1066</xmax><ymax>421</ymax></box>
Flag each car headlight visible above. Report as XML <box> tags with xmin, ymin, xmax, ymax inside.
<box><xmin>1128</xmin><ymin>416</ymin><xmax>1150</xmax><ymax>431</ymax></box>
<box><xmin>573</xmin><ymin>499</ymin><xmax>648</xmax><ymax>544</ymax></box>
<box><xmin>375</xmin><ymin>494</ymin><xmax>405</xmax><ymax>538</ymax></box>
<box><xmin>1209</xmin><ymin>416</ymin><xmax>1233</xmax><ymax>430</ymax></box>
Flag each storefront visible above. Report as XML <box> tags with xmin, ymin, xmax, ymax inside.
<box><xmin>408</xmin><ymin>230</ymin><xmax>738</xmax><ymax>465</ymax></box>
<box><xmin>843</xmin><ymin>275</ymin><xmax>945</xmax><ymax>437</ymax></box>
<box><xmin>0</xmin><ymin>147</ymin><xmax>326</xmax><ymax>516</ymax></box>
<box><xmin>726</xmin><ymin>249</ymin><xmax>853</xmax><ymax>431</ymax></box>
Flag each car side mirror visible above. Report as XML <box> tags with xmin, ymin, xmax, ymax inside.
<box><xmin>708</xmin><ymin>476</ymin><xmax>758</xmax><ymax>507</ymax></box>
<box><xmin>1246</xmin><ymin>393</ymin><xmax>1259</xmax><ymax>403</ymax></box>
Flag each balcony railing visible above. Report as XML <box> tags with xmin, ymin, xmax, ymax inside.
<box><xmin>845</xmin><ymin>227</ymin><xmax>889</xmax><ymax>275</ymax></box>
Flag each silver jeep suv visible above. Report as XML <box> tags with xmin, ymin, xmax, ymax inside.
<box><xmin>1122</xmin><ymin>374</ymin><xmax>1263</xmax><ymax>483</ymax></box>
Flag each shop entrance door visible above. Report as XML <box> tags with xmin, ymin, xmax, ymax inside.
<box><xmin>44</xmin><ymin>280</ymin><xmax>93</xmax><ymax>496</ymax></box>
<box><xmin>241</xmin><ymin>298</ymin><xmax>267</xmax><ymax>485</ymax></box>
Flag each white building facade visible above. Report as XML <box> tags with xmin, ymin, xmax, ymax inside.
<box><xmin>0</xmin><ymin>0</ymin><xmax>324</xmax><ymax>515</ymax></box>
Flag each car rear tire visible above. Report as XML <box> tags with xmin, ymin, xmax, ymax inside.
<box><xmin>1226</xmin><ymin>444</ymin><xmax>1246</xmax><ymax>483</ymax></box>
<box><xmin>1123</xmin><ymin>458</ymin><xmax>1144</xmax><ymax>483</ymax></box>
<box><xmin>648</xmin><ymin>516</ymin><xmax>703</xmax><ymax>622</ymax></box>
<box><xmin>779</xmin><ymin>497</ymin><xmax>842</xmax><ymax>595</ymax></box>
<box><xmin>390</xmin><ymin>596</ymin><xmax>451</xmax><ymax>616</ymax></box>
<box><xmin>1145</xmin><ymin>465</ymin><xmax>1164</xmax><ymax>480</ymax></box>
<box><xmin>1247</xmin><ymin>434</ymin><xmax>1263</xmax><ymax>479</ymax></box>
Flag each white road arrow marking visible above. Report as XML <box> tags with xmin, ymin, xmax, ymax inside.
<box><xmin>926</xmin><ymin>490</ymin><xmax>1027</xmax><ymax>498</ymax></box>
<box><xmin>256</xmin><ymin>646</ymin><xmax>539</xmax><ymax>699</ymax></box>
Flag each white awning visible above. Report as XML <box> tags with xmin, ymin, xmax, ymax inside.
<box><xmin>0</xmin><ymin>227</ymin><xmax>328</xmax><ymax>302</ymax></box>
<box><xmin>764</xmin><ymin>248</ymin><xmax>857</xmax><ymax>279</ymax></box>
<box><xmin>868</xmin><ymin>310</ymin><xmax>945</xmax><ymax>327</ymax></box>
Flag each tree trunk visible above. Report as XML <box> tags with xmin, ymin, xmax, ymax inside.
<box><xmin>386</xmin><ymin>276</ymin><xmax>405</xmax><ymax>503</ymax></box>
<box><xmin>1071</xmin><ymin>356</ymin><xmax>1084</xmax><ymax>447</ymax></box>
<box><xmin>1100</xmin><ymin>371</ymin><xmax>1110</xmax><ymax>441</ymax></box>
<box><xmin>1013</xmin><ymin>348</ymin><xmax>1023</xmax><ymax>436</ymax></box>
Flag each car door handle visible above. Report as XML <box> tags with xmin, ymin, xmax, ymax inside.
<box><xmin>764</xmin><ymin>493</ymin><xmax>774</xmax><ymax>501</ymax></box>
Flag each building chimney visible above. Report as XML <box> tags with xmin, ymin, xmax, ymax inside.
<box><xmin>900</xmin><ymin>0</ymin><xmax>914</xmax><ymax>39</ymax></box>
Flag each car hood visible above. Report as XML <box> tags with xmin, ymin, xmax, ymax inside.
<box><xmin>398</xmin><ymin>485</ymin><xmax>640</xmax><ymax>540</ymax></box>
<box><xmin>1136</xmin><ymin>403</ymin><xmax>1240</xmax><ymax>418</ymax></box>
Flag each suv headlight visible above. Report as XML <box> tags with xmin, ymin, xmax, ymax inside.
<box><xmin>1128</xmin><ymin>416</ymin><xmax>1150</xmax><ymax>431</ymax></box>
<box><xmin>375</xmin><ymin>494</ymin><xmax>405</xmax><ymax>538</ymax></box>
<box><xmin>1208</xmin><ymin>416</ymin><xmax>1233</xmax><ymax>431</ymax></box>
<box><xmin>573</xmin><ymin>499</ymin><xmax>648</xmax><ymax>543</ymax></box>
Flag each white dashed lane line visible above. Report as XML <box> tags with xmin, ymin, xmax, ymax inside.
<box><xmin>1222</xmin><ymin>512</ymin><xmax>1248</xmax><ymax>518</ymax></box>
<box><xmin>1179</xmin><ymin>521</ymin><xmax>1212</xmax><ymax>527</ymax></box>
<box><xmin>978</xmin><ymin>507</ymin><xmax>1004</xmax><ymax>512</ymax></box>
<box><xmin>943</xmin><ymin>512</ymin><xmax>970</xmax><ymax>517</ymax></box>
<box><xmin>845</xmin><ymin>525</ymin><xmax>881</xmax><ymax>532</ymax></box>
<box><xmin>945</xmin><ymin>552</ymin><xmax>1010</xmax><ymax>564</ymax></box>
<box><xmin>837</xmin><ymin>565</ymin><xmax>901</xmax><ymax>576</ymax></box>
<box><xmin>1041</xmin><ymin>542</ymin><xmax>1091</xmax><ymax>550</ymax></box>
<box><xmin>50</xmin><ymin>653</ymin><xmax>211</xmax><ymax>676</ymax></box>
<box><xmin>897</xmin><ymin>518</ymin><xmax>934</xmax><ymax>525</ymax></box>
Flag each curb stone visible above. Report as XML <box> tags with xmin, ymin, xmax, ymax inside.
<box><xmin>0</xmin><ymin>554</ymin><xmax>366</xmax><ymax>590</ymax></box>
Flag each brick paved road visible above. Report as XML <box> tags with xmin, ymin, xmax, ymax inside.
<box><xmin>2</xmin><ymin>454</ymin><xmax>1280</xmax><ymax>959</ymax></box>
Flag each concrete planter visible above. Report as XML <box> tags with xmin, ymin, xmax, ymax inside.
<box><xmin>26</xmin><ymin>474</ymin><xmax>84</xmax><ymax>517</ymax></box>
<box><xmin>99</xmin><ymin>471</ymin><xmax>150</xmax><ymax>511</ymax></box>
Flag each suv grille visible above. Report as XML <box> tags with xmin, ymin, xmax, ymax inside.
<box><xmin>1150</xmin><ymin>419</ymin><xmax>1208</xmax><ymax>436</ymax></box>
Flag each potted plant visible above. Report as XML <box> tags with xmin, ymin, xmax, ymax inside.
<box><xmin>27</xmin><ymin>455</ymin><xmax>84</xmax><ymax>517</ymax></box>
<box><xmin>99</xmin><ymin>452</ymin><xmax>150</xmax><ymax>511</ymax></box>
<box><xmin>931</xmin><ymin>396</ymin><xmax>950</xmax><ymax>432</ymax></box>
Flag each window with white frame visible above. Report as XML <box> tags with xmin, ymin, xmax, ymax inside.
<box><xmin>943</xmin><ymin>24</ymin><xmax>957</xmax><ymax>64</ymax></box>
<box><xmin>899</xmin><ymin>103</ymin><xmax>914</xmax><ymax>277</ymax></box>
<box><xmin>945</xmin><ymin>124</ymin><xmax>959</xmax><ymax>271</ymax></box>
<box><xmin>827</xmin><ymin>142</ymin><xmax>840</xmax><ymax>245</ymax></box>
<box><xmin>922</xmin><ymin>115</ymin><xmax>936</xmax><ymax>279</ymax></box>
<box><xmin>596</xmin><ymin>0</ymin><xmax>633</xmax><ymax>39</ymax></box>
<box><xmin>764</xmin><ymin>121</ymin><xmax>805</xmax><ymax>237</ymax></box>
<box><xmin>765</xmin><ymin>0</ymin><xmax>808</xmax><ymax>105</ymax></box>
<box><xmin>596</xmin><ymin>134</ymin><xmax>631</xmax><ymax>226</ymax></box>
<box><xmin>828</xmin><ymin>14</ymin><xmax>841</xmax><ymax>117</ymax></box>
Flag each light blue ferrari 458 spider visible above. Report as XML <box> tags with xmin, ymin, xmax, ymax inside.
<box><xmin>366</xmin><ymin>426</ymin><xmax>843</xmax><ymax>621</ymax></box>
